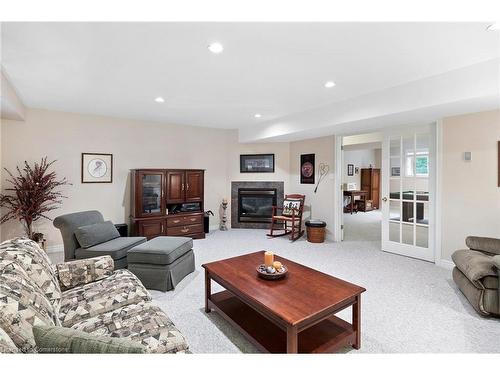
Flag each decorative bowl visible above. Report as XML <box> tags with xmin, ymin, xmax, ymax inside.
<box><xmin>256</xmin><ymin>264</ymin><xmax>288</xmax><ymax>280</ymax></box>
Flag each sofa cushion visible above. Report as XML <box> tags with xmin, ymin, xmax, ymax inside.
<box><xmin>75</xmin><ymin>221</ymin><xmax>121</xmax><ymax>249</ymax></box>
<box><xmin>0</xmin><ymin>326</ymin><xmax>18</xmax><ymax>353</ymax></box>
<box><xmin>451</xmin><ymin>249</ymin><xmax>497</xmax><ymax>288</ymax></box>
<box><xmin>33</xmin><ymin>325</ymin><xmax>148</xmax><ymax>353</ymax></box>
<box><xmin>0</xmin><ymin>267</ymin><xmax>59</xmax><ymax>352</ymax></box>
<box><xmin>75</xmin><ymin>237</ymin><xmax>147</xmax><ymax>260</ymax></box>
<box><xmin>127</xmin><ymin>236</ymin><xmax>193</xmax><ymax>265</ymax></box>
<box><xmin>56</xmin><ymin>256</ymin><xmax>115</xmax><ymax>291</ymax></box>
<box><xmin>282</xmin><ymin>199</ymin><xmax>302</xmax><ymax>216</ymax></box>
<box><xmin>0</xmin><ymin>238</ymin><xmax>61</xmax><ymax>309</ymax></box>
<box><xmin>59</xmin><ymin>269</ymin><xmax>151</xmax><ymax>327</ymax></box>
<box><xmin>70</xmin><ymin>301</ymin><xmax>189</xmax><ymax>353</ymax></box>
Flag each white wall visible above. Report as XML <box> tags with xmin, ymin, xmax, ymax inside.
<box><xmin>440</xmin><ymin>110</ymin><xmax>500</xmax><ymax>260</ymax></box>
<box><xmin>227</xmin><ymin>133</ymin><xmax>290</xmax><ymax>225</ymax></box>
<box><xmin>343</xmin><ymin>148</ymin><xmax>381</xmax><ymax>188</ymax></box>
<box><xmin>0</xmin><ymin>70</ymin><xmax>26</xmax><ymax>121</ymax></box>
<box><xmin>1</xmin><ymin>108</ymin><xmax>232</xmax><ymax>247</ymax></box>
<box><xmin>289</xmin><ymin>136</ymin><xmax>335</xmax><ymax>237</ymax></box>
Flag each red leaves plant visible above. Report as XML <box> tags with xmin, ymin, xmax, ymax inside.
<box><xmin>0</xmin><ymin>157</ymin><xmax>71</xmax><ymax>239</ymax></box>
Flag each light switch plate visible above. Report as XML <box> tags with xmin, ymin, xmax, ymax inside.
<box><xmin>464</xmin><ymin>152</ymin><xmax>472</xmax><ymax>161</ymax></box>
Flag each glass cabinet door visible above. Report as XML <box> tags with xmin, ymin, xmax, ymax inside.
<box><xmin>139</xmin><ymin>172</ymin><xmax>164</xmax><ymax>216</ymax></box>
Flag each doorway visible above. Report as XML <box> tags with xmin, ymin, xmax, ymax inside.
<box><xmin>336</xmin><ymin>124</ymin><xmax>437</xmax><ymax>262</ymax></box>
<box><xmin>341</xmin><ymin>134</ymin><xmax>383</xmax><ymax>242</ymax></box>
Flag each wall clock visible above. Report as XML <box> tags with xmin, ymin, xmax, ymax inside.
<box><xmin>81</xmin><ymin>153</ymin><xmax>113</xmax><ymax>183</ymax></box>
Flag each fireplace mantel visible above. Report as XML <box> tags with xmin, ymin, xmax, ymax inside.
<box><xmin>231</xmin><ymin>181</ymin><xmax>284</xmax><ymax>229</ymax></box>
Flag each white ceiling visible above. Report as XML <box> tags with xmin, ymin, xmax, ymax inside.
<box><xmin>1</xmin><ymin>22</ymin><xmax>499</xmax><ymax>132</ymax></box>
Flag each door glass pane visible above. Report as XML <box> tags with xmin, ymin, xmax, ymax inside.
<box><xmin>142</xmin><ymin>174</ymin><xmax>162</xmax><ymax>214</ymax></box>
<box><xmin>416</xmin><ymin>134</ymin><xmax>430</xmax><ymax>177</ymax></box>
<box><xmin>416</xmin><ymin>179</ymin><xmax>429</xmax><ymax>200</ymax></box>
<box><xmin>390</xmin><ymin>138</ymin><xmax>401</xmax><ymax>157</ymax></box>
<box><xmin>390</xmin><ymin>179</ymin><xmax>400</xmax><ymax>199</ymax></box>
<box><xmin>403</xmin><ymin>136</ymin><xmax>415</xmax><ymax>178</ymax></box>
<box><xmin>402</xmin><ymin>223</ymin><xmax>414</xmax><ymax>245</ymax></box>
<box><xmin>390</xmin><ymin>138</ymin><xmax>401</xmax><ymax>179</ymax></box>
<box><xmin>416</xmin><ymin>226</ymin><xmax>429</xmax><ymax>248</ymax></box>
<box><xmin>402</xmin><ymin>201</ymin><xmax>415</xmax><ymax>223</ymax></box>
<box><xmin>416</xmin><ymin>202</ymin><xmax>429</xmax><ymax>225</ymax></box>
<box><xmin>390</xmin><ymin>200</ymin><xmax>401</xmax><ymax>221</ymax></box>
<box><xmin>389</xmin><ymin>222</ymin><xmax>400</xmax><ymax>242</ymax></box>
<box><xmin>402</xmin><ymin>178</ymin><xmax>415</xmax><ymax>200</ymax></box>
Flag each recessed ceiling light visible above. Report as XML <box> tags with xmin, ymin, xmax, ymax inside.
<box><xmin>254</xmin><ymin>113</ymin><xmax>262</xmax><ymax>118</ymax></box>
<box><xmin>154</xmin><ymin>97</ymin><xmax>165</xmax><ymax>103</ymax></box>
<box><xmin>324</xmin><ymin>81</ymin><xmax>336</xmax><ymax>88</ymax></box>
<box><xmin>486</xmin><ymin>23</ymin><xmax>499</xmax><ymax>31</ymax></box>
<box><xmin>208</xmin><ymin>42</ymin><xmax>224</xmax><ymax>54</ymax></box>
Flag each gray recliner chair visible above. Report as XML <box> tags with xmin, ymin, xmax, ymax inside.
<box><xmin>53</xmin><ymin>210</ymin><xmax>146</xmax><ymax>269</ymax></box>
<box><xmin>452</xmin><ymin>236</ymin><xmax>500</xmax><ymax>317</ymax></box>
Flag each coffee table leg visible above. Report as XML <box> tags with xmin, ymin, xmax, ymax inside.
<box><xmin>205</xmin><ymin>269</ymin><xmax>211</xmax><ymax>313</ymax></box>
<box><xmin>352</xmin><ymin>295</ymin><xmax>361</xmax><ymax>349</ymax></box>
<box><xmin>286</xmin><ymin>326</ymin><xmax>298</xmax><ymax>353</ymax></box>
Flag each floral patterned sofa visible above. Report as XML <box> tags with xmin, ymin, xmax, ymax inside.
<box><xmin>0</xmin><ymin>238</ymin><xmax>189</xmax><ymax>353</ymax></box>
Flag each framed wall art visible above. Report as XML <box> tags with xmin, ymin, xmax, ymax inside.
<box><xmin>347</xmin><ymin>164</ymin><xmax>354</xmax><ymax>176</ymax></box>
<box><xmin>300</xmin><ymin>154</ymin><xmax>315</xmax><ymax>184</ymax></box>
<box><xmin>240</xmin><ymin>154</ymin><xmax>275</xmax><ymax>173</ymax></box>
<box><xmin>81</xmin><ymin>153</ymin><xmax>113</xmax><ymax>183</ymax></box>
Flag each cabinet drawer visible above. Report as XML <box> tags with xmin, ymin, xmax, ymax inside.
<box><xmin>166</xmin><ymin>223</ymin><xmax>203</xmax><ymax>236</ymax></box>
<box><xmin>167</xmin><ymin>214</ymin><xmax>203</xmax><ymax>227</ymax></box>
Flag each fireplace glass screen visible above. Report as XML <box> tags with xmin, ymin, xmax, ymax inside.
<box><xmin>238</xmin><ymin>189</ymin><xmax>277</xmax><ymax>223</ymax></box>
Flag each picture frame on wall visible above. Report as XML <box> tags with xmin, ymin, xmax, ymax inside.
<box><xmin>300</xmin><ymin>154</ymin><xmax>315</xmax><ymax>184</ymax></box>
<box><xmin>347</xmin><ymin>164</ymin><xmax>354</xmax><ymax>176</ymax></box>
<box><xmin>81</xmin><ymin>153</ymin><xmax>113</xmax><ymax>183</ymax></box>
<box><xmin>391</xmin><ymin>166</ymin><xmax>401</xmax><ymax>177</ymax></box>
<box><xmin>240</xmin><ymin>154</ymin><xmax>275</xmax><ymax>173</ymax></box>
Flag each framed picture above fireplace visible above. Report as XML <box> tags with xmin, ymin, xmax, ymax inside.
<box><xmin>240</xmin><ymin>154</ymin><xmax>275</xmax><ymax>173</ymax></box>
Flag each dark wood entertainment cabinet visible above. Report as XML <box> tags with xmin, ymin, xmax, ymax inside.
<box><xmin>130</xmin><ymin>169</ymin><xmax>205</xmax><ymax>240</ymax></box>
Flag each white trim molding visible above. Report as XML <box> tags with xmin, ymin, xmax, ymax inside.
<box><xmin>333</xmin><ymin>135</ymin><xmax>343</xmax><ymax>242</ymax></box>
<box><xmin>436</xmin><ymin>259</ymin><xmax>454</xmax><ymax>270</ymax></box>
<box><xmin>435</xmin><ymin>119</ymin><xmax>443</xmax><ymax>264</ymax></box>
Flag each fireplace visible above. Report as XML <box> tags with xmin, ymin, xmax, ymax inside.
<box><xmin>231</xmin><ymin>181</ymin><xmax>284</xmax><ymax>229</ymax></box>
<box><xmin>238</xmin><ymin>188</ymin><xmax>277</xmax><ymax>223</ymax></box>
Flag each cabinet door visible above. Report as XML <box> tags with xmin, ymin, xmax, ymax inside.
<box><xmin>136</xmin><ymin>171</ymin><xmax>164</xmax><ymax>217</ymax></box>
<box><xmin>137</xmin><ymin>219</ymin><xmax>165</xmax><ymax>240</ymax></box>
<box><xmin>185</xmin><ymin>170</ymin><xmax>203</xmax><ymax>202</ymax></box>
<box><xmin>166</xmin><ymin>171</ymin><xmax>185</xmax><ymax>203</ymax></box>
<box><xmin>360</xmin><ymin>169</ymin><xmax>371</xmax><ymax>193</ymax></box>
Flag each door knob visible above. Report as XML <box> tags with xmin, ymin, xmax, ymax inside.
<box><xmin>382</xmin><ymin>197</ymin><xmax>388</xmax><ymax>202</ymax></box>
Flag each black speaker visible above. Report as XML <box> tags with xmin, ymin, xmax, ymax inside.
<box><xmin>114</xmin><ymin>223</ymin><xmax>128</xmax><ymax>237</ymax></box>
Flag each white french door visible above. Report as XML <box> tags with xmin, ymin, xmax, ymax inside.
<box><xmin>381</xmin><ymin>124</ymin><xmax>436</xmax><ymax>262</ymax></box>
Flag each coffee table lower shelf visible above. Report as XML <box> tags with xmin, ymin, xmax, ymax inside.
<box><xmin>208</xmin><ymin>290</ymin><xmax>356</xmax><ymax>353</ymax></box>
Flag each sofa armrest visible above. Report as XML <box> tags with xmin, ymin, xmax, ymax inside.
<box><xmin>56</xmin><ymin>256</ymin><xmax>114</xmax><ymax>291</ymax></box>
<box><xmin>494</xmin><ymin>255</ymin><xmax>500</xmax><ymax>315</ymax></box>
<box><xmin>493</xmin><ymin>255</ymin><xmax>500</xmax><ymax>274</ymax></box>
<box><xmin>466</xmin><ymin>236</ymin><xmax>500</xmax><ymax>255</ymax></box>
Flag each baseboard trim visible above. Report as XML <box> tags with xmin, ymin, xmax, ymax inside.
<box><xmin>436</xmin><ymin>259</ymin><xmax>454</xmax><ymax>270</ymax></box>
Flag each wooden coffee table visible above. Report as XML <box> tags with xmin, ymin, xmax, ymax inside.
<box><xmin>202</xmin><ymin>251</ymin><xmax>366</xmax><ymax>353</ymax></box>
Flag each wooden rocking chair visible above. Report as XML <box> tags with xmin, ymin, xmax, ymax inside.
<box><xmin>267</xmin><ymin>194</ymin><xmax>306</xmax><ymax>241</ymax></box>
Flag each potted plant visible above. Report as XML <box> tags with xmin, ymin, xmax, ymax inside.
<box><xmin>0</xmin><ymin>157</ymin><xmax>70</xmax><ymax>242</ymax></box>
